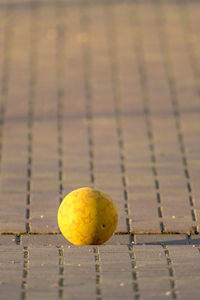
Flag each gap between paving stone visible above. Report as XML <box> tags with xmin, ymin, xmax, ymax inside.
<box><xmin>0</xmin><ymin>232</ymin><xmax>199</xmax><ymax>236</ymax></box>
<box><xmin>0</xmin><ymin>234</ymin><xmax>200</xmax><ymax>246</ymax></box>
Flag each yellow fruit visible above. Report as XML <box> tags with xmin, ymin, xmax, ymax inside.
<box><xmin>57</xmin><ymin>187</ymin><xmax>118</xmax><ymax>245</ymax></box>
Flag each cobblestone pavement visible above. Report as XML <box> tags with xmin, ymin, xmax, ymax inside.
<box><xmin>0</xmin><ymin>0</ymin><xmax>200</xmax><ymax>299</ymax></box>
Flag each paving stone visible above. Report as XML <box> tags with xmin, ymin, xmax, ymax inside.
<box><xmin>0</xmin><ymin>0</ymin><xmax>200</xmax><ymax>234</ymax></box>
<box><xmin>135</xmin><ymin>234</ymin><xmax>189</xmax><ymax>245</ymax></box>
<box><xmin>1</xmin><ymin>1</ymin><xmax>200</xmax><ymax>298</ymax></box>
<box><xmin>0</xmin><ymin>240</ymin><xmax>199</xmax><ymax>300</ymax></box>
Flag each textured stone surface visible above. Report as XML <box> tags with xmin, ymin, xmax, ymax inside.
<box><xmin>0</xmin><ymin>236</ymin><xmax>200</xmax><ymax>300</ymax></box>
<box><xmin>0</xmin><ymin>0</ymin><xmax>200</xmax><ymax>298</ymax></box>
<box><xmin>0</xmin><ymin>0</ymin><xmax>200</xmax><ymax>234</ymax></box>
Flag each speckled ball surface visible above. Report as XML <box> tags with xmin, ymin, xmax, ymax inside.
<box><xmin>57</xmin><ymin>187</ymin><xmax>118</xmax><ymax>245</ymax></box>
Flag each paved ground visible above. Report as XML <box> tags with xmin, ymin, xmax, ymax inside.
<box><xmin>0</xmin><ymin>0</ymin><xmax>200</xmax><ymax>299</ymax></box>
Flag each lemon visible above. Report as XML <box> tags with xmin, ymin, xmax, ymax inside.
<box><xmin>57</xmin><ymin>187</ymin><xmax>118</xmax><ymax>245</ymax></box>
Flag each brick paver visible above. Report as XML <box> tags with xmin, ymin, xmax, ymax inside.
<box><xmin>0</xmin><ymin>0</ymin><xmax>200</xmax><ymax>299</ymax></box>
<box><xmin>0</xmin><ymin>235</ymin><xmax>200</xmax><ymax>300</ymax></box>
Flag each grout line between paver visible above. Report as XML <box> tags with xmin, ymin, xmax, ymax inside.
<box><xmin>55</xmin><ymin>0</ymin><xmax>66</xmax><ymax>205</ymax></box>
<box><xmin>25</xmin><ymin>1</ymin><xmax>39</xmax><ymax>234</ymax></box>
<box><xmin>129</xmin><ymin>233</ymin><xmax>135</xmax><ymax>244</ymax></box>
<box><xmin>162</xmin><ymin>245</ymin><xmax>178</xmax><ymax>299</ymax></box>
<box><xmin>15</xmin><ymin>234</ymin><xmax>22</xmax><ymax>245</ymax></box>
<box><xmin>93</xmin><ymin>247</ymin><xmax>102</xmax><ymax>300</ymax></box>
<box><xmin>131</xmin><ymin>1</ymin><xmax>165</xmax><ymax>232</ymax></box>
<box><xmin>155</xmin><ymin>0</ymin><xmax>199</xmax><ymax>233</ymax></box>
<box><xmin>186</xmin><ymin>233</ymin><xmax>192</xmax><ymax>244</ymax></box>
<box><xmin>104</xmin><ymin>5</ymin><xmax>132</xmax><ymax>233</ymax></box>
<box><xmin>0</xmin><ymin>231</ymin><xmax>198</xmax><ymax>235</ymax></box>
<box><xmin>58</xmin><ymin>246</ymin><xmax>65</xmax><ymax>298</ymax></box>
<box><xmin>128</xmin><ymin>245</ymin><xmax>140</xmax><ymax>300</ymax></box>
<box><xmin>20</xmin><ymin>246</ymin><xmax>29</xmax><ymax>300</ymax></box>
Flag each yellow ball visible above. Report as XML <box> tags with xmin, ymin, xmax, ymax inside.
<box><xmin>57</xmin><ymin>187</ymin><xmax>118</xmax><ymax>245</ymax></box>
